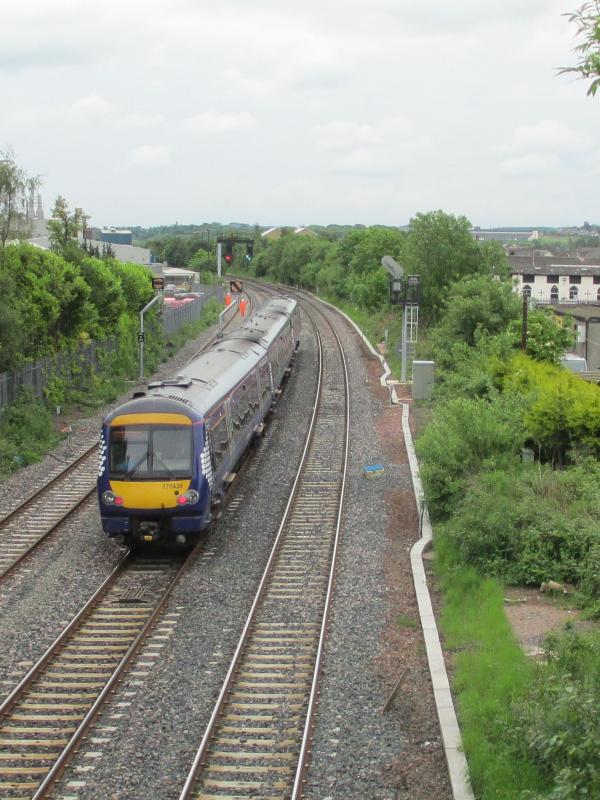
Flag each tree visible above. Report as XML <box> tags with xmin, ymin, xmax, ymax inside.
<box><xmin>560</xmin><ymin>2</ymin><xmax>600</xmax><ymax>96</ymax></box>
<box><xmin>188</xmin><ymin>249</ymin><xmax>210</xmax><ymax>272</ymax></box>
<box><xmin>402</xmin><ymin>210</ymin><xmax>487</xmax><ymax>322</ymax></box>
<box><xmin>2</xmin><ymin>244</ymin><xmax>92</xmax><ymax>359</ymax></box>
<box><xmin>430</xmin><ymin>275</ymin><xmax>520</xmax><ymax>348</ymax></box>
<box><xmin>507</xmin><ymin>309</ymin><xmax>576</xmax><ymax>363</ymax></box>
<box><xmin>0</xmin><ymin>267</ymin><xmax>23</xmax><ymax>370</ymax></box>
<box><xmin>0</xmin><ymin>148</ymin><xmax>40</xmax><ymax>256</ymax></box>
<box><xmin>47</xmin><ymin>196</ymin><xmax>85</xmax><ymax>260</ymax></box>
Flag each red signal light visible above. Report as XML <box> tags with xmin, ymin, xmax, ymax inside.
<box><xmin>224</xmin><ymin>254</ymin><xmax>232</xmax><ymax>263</ymax></box>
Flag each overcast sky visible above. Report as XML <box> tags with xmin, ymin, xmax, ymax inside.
<box><xmin>2</xmin><ymin>0</ymin><xmax>598</xmax><ymax>229</ymax></box>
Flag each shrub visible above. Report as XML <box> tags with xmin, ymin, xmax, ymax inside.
<box><xmin>415</xmin><ymin>393</ymin><xmax>526</xmax><ymax>519</ymax></box>
<box><xmin>511</xmin><ymin>628</ymin><xmax>600</xmax><ymax>800</ymax></box>
<box><xmin>0</xmin><ymin>393</ymin><xmax>58</xmax><ymax>476</ymax></box>
<box><xmin>437</xmin><ymin>460</ymin><xmax>600</xmax><ymax>591</ymax></box>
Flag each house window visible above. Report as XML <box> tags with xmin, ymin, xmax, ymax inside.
<box><xmin>593</xmin><ymin>276</ymin><xmax>600</xmax><ymax>285</ymax></box>
<box><xmin>550</xmin><ymin>285</ymin><xmax>559</xmax><ymax>301</ymax></box>
<box><xmin>569</xmin><ymin>275</ymin><xmax>581</xmax><ymax>284</ymax></box>
<box><xmin>597</xmin><ymin>287</ymin><xmax>600</xmax><ymax>302</ymax></box>
<box><xmin>522</xmin><ymin>285</ymin><xmax>532</xmax><ymax>298</ymax></box>
<box><xmin>569</xmin><ymin>285</ymin><xmax>579</xmax><ymax>300</ymax></box>
<box><xmin>522</xmin><ymin>274</ymin><xmax>535</xmax><ymax>283</ymax></box>
<box><xmin>546</xmin><ymin>275</ymin><xmax>558</xmax><ymax>283</ymax></box>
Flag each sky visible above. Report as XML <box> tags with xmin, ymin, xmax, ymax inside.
<box><xmin>1</xmin><ymin>0</ymin><xmax>598</xmax><ymax>229</ymax></box>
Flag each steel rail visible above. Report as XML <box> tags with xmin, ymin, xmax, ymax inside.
<box><xmin>0</xmin><ymin>545</ymin><xmax>202</xmax><ymax>799</ymax></box>
<box><xmin>31</xmin><ymin>544</ymin><xmax>203</xmax><ymax>799</ymax></box>
<box><xmin>178</xmin><ymin>318</ymin><xmax>324</xmax><ymax>799</ymax></box>
<box><xmin>179</xmin><ymin>290</ymin><xmax>351</xmax><ymax>800</ymax></box>
<box><xmin>0</xmin><ymin>445</ymin><xmax>99</xmax><ymax>580</ymax></box>
<box><xmin>0</xmin><ymin>444</ymin><xmax>98</xmax><ymax>528</ymax></box>
<box><xmin>0</xmin><ymin>554</ymin><xmax>130</xmax><ymax>719</ymax></box>
<box><xmin>290</xmin><ymin>297</ymin><xmax>351</xmax><ymax>799</ymax></box>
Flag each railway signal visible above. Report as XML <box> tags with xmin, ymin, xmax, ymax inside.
<box><xmin>245</xmin><ymin>242</ymin><xmax>254</xmax><ymax>262</ymax></box>
<box><xmin>224</xmin><ymin>242</ymin><xmax>233</xmax><ymax>263</ymax></box>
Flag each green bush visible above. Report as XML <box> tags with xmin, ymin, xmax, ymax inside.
<box><xmin>415</xmin><ymin>393</ymin><xmax>526</xmax><ymax>520</ymax></box>
<box><xmin>502</xmin><ymin>354</ymin><xmax>600</xmax><ymax>465</ymax></box>
<box><xmin>438</xmin><ymin>462</ymin><xmax>600</xmax><ymax>590</ymax></box>
<box><xmin>0</xmin><ymin>393</ymin><xmax>58</xmax><ymax>477</ymax></box>
<box><xmin>511</xmin><ymin>628</ymin><xmax>600</xmax><ymax>800</ymax></box>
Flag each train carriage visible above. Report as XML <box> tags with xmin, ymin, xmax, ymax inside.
<box><xmin>97</xmin><ymin>296</ymin><xmax>300</xmax><ymax>547</ymax></box>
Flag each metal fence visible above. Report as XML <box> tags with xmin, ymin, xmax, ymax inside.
<box><xmin>0</xmin><ymin>340</ymin><xmax>117</xmax><ymax>411</ymax></box>
<box><xmin>0</xmin><ymin>284</ymin><xmax>225</xmax><ymax>411</ymax></box>
<box><xmin>162</xmin><ymin>285</ymin><xmax>223</xmax><ymax>336</ymax></box>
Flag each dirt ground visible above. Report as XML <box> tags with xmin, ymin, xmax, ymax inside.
<box><xmin>503</xmin><ymin>586</ymin><xmax>594</xmax><ymax>656</ymax></box>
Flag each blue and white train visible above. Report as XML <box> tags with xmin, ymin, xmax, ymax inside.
<box><xmin>97</xmin><ymin>296</ymin><xmax>300</xmax><ymax>547</ymax></box>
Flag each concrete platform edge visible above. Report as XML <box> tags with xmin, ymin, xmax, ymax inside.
<box><xmin>402</xmin><ymin>402</ymin><xmax>475</xmax><ymax>800</ymax></box>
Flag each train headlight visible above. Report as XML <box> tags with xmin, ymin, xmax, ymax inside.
<box><xmin>103</xmin><ymin>491</ymin><xmax>124</xmax><ymax>506</ymax></box>
<box><xmin>177</xmin><ymin>490</ymin><xmax>200</xmax><ymax>505</ymax></box>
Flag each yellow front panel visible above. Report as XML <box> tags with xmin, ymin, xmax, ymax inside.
<box><xmin>110</xmin><ymin>480</ymin><xmax>191</xmax><ymax>509</ymax></box>
<box><xmin>111</xmin><ymin>413</ymin><xmax>192</xmax><ymax>426</ymax></box>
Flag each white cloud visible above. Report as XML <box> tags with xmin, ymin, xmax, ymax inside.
<box><xmin>118</xmin><ymin>112</ymin><xmax>166</xmax><ymax>128</ymax></box>
<box><xmin>130</xmin><ymin>145</ymin><xmax>171</xmax><ymax>167</ymax></box>
<box><xmin>314</xmin><ymin>122</ymin><xmax>380</xmax><ymax>151</ymax></box>
<box><xmin>500</xmin><ymin>153</ymin><xmax>558</xmax><ymax>176</ymax></box>
<box><xmin>69</xmin><ymin>95</ymin><xmax>115</xmax><ymax>119</ymax></box>
<box><xmin>183</xmin><ymin>111</ymin><xmax>257</xmax><ymax>134</ymax></box>
<box><xmin>511</xmin><ymin>120</ymin><xmax>583</xmax><ymax>152</ymax></box>
<box><xmin>224</xmin><ymin>68</ymin><xmax>278</xmax><ymax>96</ymax></box>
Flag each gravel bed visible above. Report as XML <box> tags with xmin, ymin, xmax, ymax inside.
<box><xmin>301</xmin><ymin>302</ymin><xmax>452</xmax><ymax>800</ymax></box>
<box><xmin>50</xmin><ymin>311</ymin><xmax>319</xmax><ymax>799</ymax></box>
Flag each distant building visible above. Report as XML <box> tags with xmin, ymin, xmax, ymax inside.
<box><xmin>261</xmin><ymin>227</ymin><xmax>282</xmax><ymax>241</ymax></box>
<box><xmin>261</xmin><ymin>226</ymin><xmax>318</xmax><ymax>241</ymax></box>
<box><xmin>100</xmin><ymin>227</ymin><xmax>133</xmax><ymax>245</ymax></box>
<box><xmin>85</xmin><ymin>238</ymin><xmax>153</xmax><ymax>265</ymax></box>
<box><xmin>472</xmin><ymin>229</ymin><xmax>538</xmax><ymax>243</ymax></box>
<box><xmin>509</xmin><ymin>253</ymin><xmax>600</xmax><ymax>305</ymax></box>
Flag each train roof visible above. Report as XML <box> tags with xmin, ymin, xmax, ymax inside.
<box><xmin>223</xmin><ymin>296</ymin><xmax>296</xmax><ymax>349</ymax></box>
<box><xmin>104</xmin><ymin>296</ymin><xmax>297</xmax><ymax>423</ymax></box>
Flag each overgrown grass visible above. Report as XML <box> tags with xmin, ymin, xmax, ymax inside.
<box><xmin>0</xmin><ymin>394</ymin><xmax>60</xmax><ymax>478</ymax></box>
<box><xmin>434</xmin><ymin>538</ymin><xmax>549</xmax><ymax>799</ymax></box>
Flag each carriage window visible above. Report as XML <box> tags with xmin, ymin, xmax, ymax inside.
<box><xmin>259</xmin><ymin>363</ymin><xmax>271</xmax><ymax>397</ymax></box>
<box><xmin>208</xmin><ymin>414</ymin><xmax>229</xmax><ymax>470</ymax></box>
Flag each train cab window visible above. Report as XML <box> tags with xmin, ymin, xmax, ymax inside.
<box><xmin>109</xmin><ymin>425</ymin><xmax>192</xmax><ymax>479</ymax></box>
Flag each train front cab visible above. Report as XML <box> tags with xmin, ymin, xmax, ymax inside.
<box><xmin>98</xmin><ymin>410</ymin><xmax>211</xmax><ymax>545</ymax></box>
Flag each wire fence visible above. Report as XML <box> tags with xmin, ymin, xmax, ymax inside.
<box><xmin>0</xmin><ymin>284</ymin><xmax>225</xmax><ymax>412</ymax></box>
<box><xmin>162</xmin><ymin>285</ymin><xmax>223</xmax><ymax>335</ymax></box>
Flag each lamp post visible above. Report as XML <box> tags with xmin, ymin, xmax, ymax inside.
<box><xmin>139</xmin><ymin>294</ymin><xmax>161</xmax><ymax>378</ymax></box>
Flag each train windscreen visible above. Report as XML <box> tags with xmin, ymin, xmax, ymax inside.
<box><xmin>109</xmin><ymin>425</ymin><xmax>193</xmax><ymax>479</ymax></box>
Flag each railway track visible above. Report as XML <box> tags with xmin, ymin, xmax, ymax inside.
<box><xmin>0</xmin><ymin>550</ymin><xmax>193</xmax><ymax>799</ymax></box>
<box><xmin>180</xmin><ymin>293</ymin><xmax>349</xmax><ymax>800</ymax></box>
<box><xmin>0</xmin><ymin>447</ymin><xmax>99</xmax><ymax>581</ymax></box>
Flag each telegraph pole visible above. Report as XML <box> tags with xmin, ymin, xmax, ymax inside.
<box><xmin>521</xmin><ymin>295</ymin><xmax>528</xmax><ymax>351</ymax></box>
